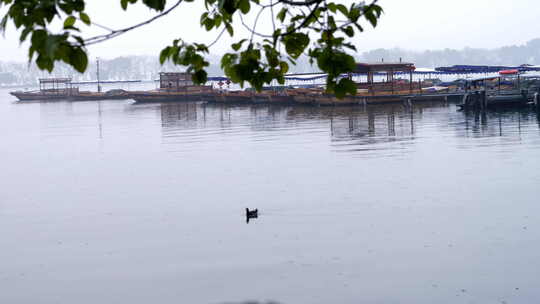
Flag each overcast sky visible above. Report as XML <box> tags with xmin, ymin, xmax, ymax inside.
<box><xmin>1</xmin><ymin>0</ymin><xmax>539</xmax><ymax>62</ymax></box>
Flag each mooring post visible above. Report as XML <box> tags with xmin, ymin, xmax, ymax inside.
<box><xmin>405</xmin><ymin>97</ymin><xmax>412</xmax><ymax>108</ymax></box>
<box><xmin>482</xmin><ymin>90</ymin><xmax>487</xmax><ymax>109</ymax></box>
<box><xmin>409</xmin><ymin>70</ymin><xmax>413</xmax><ymax>94</ymax></box>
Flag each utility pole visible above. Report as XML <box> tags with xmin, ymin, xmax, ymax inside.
<box><xmin>96</xmin><ymin>57</ymin><xmax>101</xmax><ymax>93</ymax></box>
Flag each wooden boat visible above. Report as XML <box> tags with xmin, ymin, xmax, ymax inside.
<box><xmin>129</xmin><ymin>86</ymin><xmax>214</xmax><ymax>103</ymax></box>
<box><xmin>457</xmin><ymin>89</ymin><xmax>530</xmax><ymax>109</ymax></box>
<box><xmin>10</xmin><ymin>90</ymin><xmax>68</xmax><ymax>101</ymax></box>
<box><xmin>10</xmin><ymin>88</ymin><xmax>131</xmax><ymax>101</ymax></box>
<box><xmin>486</xmin><ymin>93</ymin><xmax>528</xmax><ymax>106</ymax></box>
<box><xmin>10</xmin><ymin>77</ymin><xmax>132</xmax><ymax>102</ymax></box>
<box><xmin>130</xmin><ymin>72</ymin><xmax>216</xmax><ymax>103</ymax></box>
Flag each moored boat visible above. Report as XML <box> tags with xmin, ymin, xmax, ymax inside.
<box><xmin>129</xmin><ymin>72</ymin><xmax>215</xmax><ymax>103</ymax></box>
<box><xmin>10</xmin><ymin>78</ymin><xmax>131</xmax><ymax>102</ymax></box>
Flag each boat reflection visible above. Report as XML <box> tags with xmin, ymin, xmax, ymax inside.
<box><xmin>460</xmin><ymin>108</ymin><xmax>540</xmax><ymax>138</ymax></box>
<box><xmin>156</xmin><ymin>101</ymin><xmax>540</xmax><ymax>155</ymax></box>
<box><xmin>156</xmin><ymin>101</ymin><xmax>460</xmax><ymax>154</ymax></box>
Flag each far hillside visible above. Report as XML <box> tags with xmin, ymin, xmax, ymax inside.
<box><xmin>2</xmin><ymin>38</ymin><xmax>540</xmax><ymax>87</ymax></box>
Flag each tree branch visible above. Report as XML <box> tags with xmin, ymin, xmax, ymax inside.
<box><xmin>239</xmin><ymin>13</ymin><xmax>273</xmax><ymax>38</ymax></box>
<box><xmin>277</xmin><ymin>0</ymin><xmax>323</xmax><ymax>6</ymax></box>
<box><xmin>250</xmin><ymin>6</ymin><xmax>267</xmax><ymax>41</ymax></box>
<box><xmin>208</xmin><ymin>27</ymin><xmax>226</xmax><ymax>48</ymax></box>
<box><xmin>84</xmin><ymin>0</ymin><xmax>183</xmax><ymax>46</ymax></box>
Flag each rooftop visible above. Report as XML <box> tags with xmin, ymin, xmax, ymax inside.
<box><xmin>354</xmin><ymin>62</ymin><xmax>416</xmax><ymax>73</ymax></box>
<box><xmin>38</xmin><ymin>78</ymin><xmax>72</xmax><ymax>84</ymax></box>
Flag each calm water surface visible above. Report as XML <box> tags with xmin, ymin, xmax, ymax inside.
<box><xmin>1</xmin><ymin>86</ymin><xmax>540</xmax><ymax>304</ymax></box>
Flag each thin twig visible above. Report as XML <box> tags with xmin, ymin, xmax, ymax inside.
<box><xmin>208</xmin><ymin>27</ymin><xmax>226</xmax><ymax>48</ymax></box>
<box><xmin>270</xmin><ymin>0</ymin><xmax>276</xmax><ymax>33</ymax></box>
<box><xmin>250</xmin><ymin>6</ymin><xmax>267</xmax><ymax>41</ymax></box>
<box><xmin>84</xmin><ymin>0</ymin><xmax>183</xmax><ymax>45</ymax></box>
<box><xmin>239</xmin><ymin>14</ymin><xmax>273</xmax><ymax>38</ymax></box>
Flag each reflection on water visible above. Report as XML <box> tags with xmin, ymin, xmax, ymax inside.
<box><xmin>1</xmin><ymin>87</ymin><xmax>540</xmax><ymax>304</ymax></box>
<box><xmin>461</xmin><ymin>108</ymin><xmax>540</xmax><ymax>138</ymax></box>
<box><xmin>155</xmin><ymin>101</ymin><xmax>540</xmax><ymax>156</ymax></box>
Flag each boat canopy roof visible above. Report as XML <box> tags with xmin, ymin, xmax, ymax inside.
<box><xmin>208</xmin><ymin>76</ymin><xmax>229</xmax><ymax>81</ymax></box>
<box><xmin>39</xmin><ymin>78</ymin><xmax>72</xmax><ymax>84</ymax></box>
<box><xmin>435</xmin><ymin>65</ymin><xmax>540</xmax><ymax>74</ymax></box>
<box><xmin>354</xmin><ymin>62</ymin><xmax>416</xmax><ymax>73</ymax></box>
<box><xmin>414</xmin><ymin>67</ymin><xmax>437</xmax><ymax>73</ymax></box>
<box><xmin>468</xmin><ymin>76</ymin><xmax>501</xmax><ymax>83</ymax></box>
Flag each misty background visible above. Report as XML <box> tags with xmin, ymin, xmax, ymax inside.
<box><xmin>2</xmin><ymin>38</ymin><xmax>540</xmax><ymax>86</ymax></box>
<box><xmin>2</xmin><ymin>0</ymin><xmax>540</xmax><ymax>86</ymax></box>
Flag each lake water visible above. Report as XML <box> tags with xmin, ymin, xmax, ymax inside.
<box><xmin>1</xmin><ymin>86</ymin><xmax>540</xmax><ymax>304</ymax></box>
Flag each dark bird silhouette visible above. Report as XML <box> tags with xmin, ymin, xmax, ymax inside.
<box><xmin>245</xmin><ymin>208</ymin><xmax>259</xmax><ymax>223</ymax></box>
<box><xmin>246</xmin><ymin>208</ymin><xmax>258</xmax><ymax>218</ymax></box>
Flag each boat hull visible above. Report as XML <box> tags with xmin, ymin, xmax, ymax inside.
<box><xmin>129</xmin><ymin>86</ymin><xmax>215</xmax><ymax>103</ymax></box>
<box><xmin>130</xmin><ymin>92</ymin><xmax>206</xmax><ymax>103</ymax></box>
<box><xmin>10</xmin><ymin>91</ymin><xmax>131</xmax><ymax>102</ymax></box>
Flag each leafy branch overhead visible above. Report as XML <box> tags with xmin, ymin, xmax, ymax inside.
<box><xmin>0</xmin><ymin>0</ymin><xmax>383</xmax><ymax>97</ymax></box>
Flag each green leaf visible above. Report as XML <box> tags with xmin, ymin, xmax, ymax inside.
<box><xmin>45</xmin><ymin>35</ymin><xmax>59</xmax><ymax>56</ymax></box>
<box><xmin>327</xmin><ymin>3</ymin><xmax>337</xmax><ymax>13</ymax></box>
<box><xmin>335</xmin><ymin>78</ymin><xmax>356</xmax><ymax>98</ymax></box>
<box><xmin>238</xmin><ymin>0</ymin><xmax>250</xmax><ymax>14</ymax></box>
<box><xmin>272</xmin><ymin>29</ymin><xmax>281</xmax><ymax>45</ymax></box>
<box><xmin>19</xmin><ymin>27</ymin><xmax>32</xmax><ymax>42</ymax></box>
<box><xmin>342</xmin><ymin>42</ymin><xmax>357</xmax><ymax>51</ymax></box>
<box><xmin>204</xmin><ymin>17</ymin><xmax>215</xmax><ymax>31</ymax></box>
<box><xmin>231</xmin><ymin>39</ymin><xmax>247</xmax><ymax>51</ymax></box>
<box><xmin>79</xmin><ymin>12</ymin><xmax>91</xmax><ymax>25</ymax></box>
<box><xmin>63</xmin><ymin>16</ymin><xmax>76</xmax><ymax>28</ymax></box>
<box><xmin>364</xmin><ymin>10</ymin><xmax>378</xmax><ymax>27</ymax></box>
<box><xmin>36</xmin><ymin>54</ymin><xmax>53</xmax><ymax>72</ymax></box>
<box><xmin>336</xmin><ymin>4</ymin><xmax>348</xmax><ymax>16</ymax></box>
<box><xmin>142</xmin><ymin>0</ymin><xmax>166</xmax><ymax>11</ymax></box>
<box><xmin>225</xmin><ymin>22</ymin><xmax>234</xmax><ymax>36</ymax></box>
<box><xmin>31</xmin><ymin>30</ymin><xmax>47</xmax><ymax>49</ymax></box>
<box><xmin>214</xmin><ymin>14</ymin><xmax>222</xmax><ymax>28</ymax></box>
<box><xmin>219</xmin><ymin>0</ymin><xmax>237</xmax><ymax>15</ymax></box>
<box><xmin>277</xmin><ymin>8</ymin><xmax>287</xmax><ymax>22</ymax></box>
<box><xmin>70</xmin><ymin>48</ymin><xmax>88</xmax><ymax>73</ymax></box>
<box><xmin>283</xmin><ymin>33</ymin><xmax>310</xmax><ymax>59</ymax></box>
<box><xmin>121</xmin><ymin>0</ymin><xmax>129</xmax><ymax>10</ymax></box>
<box><xmin>290</xmin><ymin>15</ymin><xmax>304</xmax><ymax>23</ymax></box>
<box><xmin>279</xmin><ymin>61</ymin><xmax>289</xmax><ymax>74</ymax></box>
<box><xmin>342</xmin><ymin>26</ymin><xmax>354</xmax><ymax>37</ymax></box>
<box><xmin>159</xmin><ymin>46</ymin><xmax>170</xmax><ymax>64</ymax></box>
<box><xmin>192</xmin><ymin>69</ymin><xmax>208</xmax><ymax>84</ymax></box>
<box><xmin>200</xmin><ymin>12</ymin><xmax>209</xmax><ymax>25</ymax></box>
<box><xmin>349</xmin><ymin>6</ymin><xmax>360</xmax><ymax>21</ymax></box>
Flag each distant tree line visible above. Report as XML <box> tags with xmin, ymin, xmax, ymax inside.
<box><xmin>360</xmin><ymin>38</ymin><xmax>540</xmax><ymax>67</ymax></box>
<box><xmin>0</xmin><ymin>54</ymin><xmax>318</xmax><ymax>87</ymax></box>
<box><xmin>2</xmin><ymin>38</ymin><xmax>540</xmax><ymax>86</ymax></box>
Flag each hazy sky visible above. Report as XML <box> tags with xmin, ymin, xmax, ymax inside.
<box><xmin>1</xmin><ymin>0</ymin><xmax>539</xmax><ymax>62</ymax></box>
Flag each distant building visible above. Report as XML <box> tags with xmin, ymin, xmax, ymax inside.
<box><xmin>159</xmin><ymin>72</ymin><xmax>193</xmax><ymax>91</ymax></box>
<box><xmin>354</xmin><ymin>62</ymin><xmax>418</xmax><ymax>94</ymax></box>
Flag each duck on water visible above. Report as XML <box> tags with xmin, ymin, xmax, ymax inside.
<box><xmin>245</xmin><ymin>208</ymin><xmax>258</xmax><ymax>223</ymax></box>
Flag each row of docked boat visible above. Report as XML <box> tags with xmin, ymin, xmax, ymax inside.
<box><xmin>9</xmin><ymin>70</ymin><xmax>540</xmax><ymax>108</ymax></box>
<box><xmin>12</xmin><ymin>84</ymin><xmax>540</xmax><ymax>108</ymax></box>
